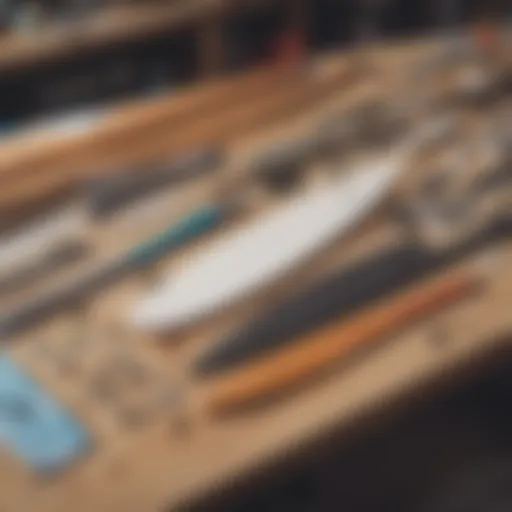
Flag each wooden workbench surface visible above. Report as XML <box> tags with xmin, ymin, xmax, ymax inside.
<box><xmin>0</xmin><ymin>37</ymin><xmax>510</xmax><ymax>511</ymax></box>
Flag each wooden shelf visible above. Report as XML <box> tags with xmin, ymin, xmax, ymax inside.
<box><xmin>0</xmin><ymin>0</ymin><xmax>267</xmax><ymax>73</ymax></box>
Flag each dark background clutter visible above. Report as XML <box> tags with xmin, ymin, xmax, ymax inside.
<box><xmin>0</xmin><ymin>0</ymin><xmax>510</xmax><ymax>126</ymax></box>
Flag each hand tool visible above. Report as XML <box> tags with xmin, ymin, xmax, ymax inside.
<box><xmin>195</xmin><ymin>152</ymin><xmax>511</xmax><ymax>376</ymax></box>
<box><xmin>196</xmin><ymin>244</ymin><xmax>435</xmax><ymax>375</ymax></box>
<box><xmin>85</xmin><ymin>146</ymin><xmax>223</xmax><ymax>217</ymax></box>
<box><xmin>0</xmin><ymin>203</ymin><xmax>227</xmax><ymax>337</ymax></box>
<box><xmin>0</xmin><ymin>61</ymin><xmax>353</xmax><ymax>216</ymax></box>
<box><xmin>0</xmin><ymin>111</ymin><xmax>353</xmax><ymax>300</ymax></box>
<box><xmin>0</xmin><ymin>240</ymin><xmax>89</xmax><ymax>297</ymax></box>
<box><xmin>0</xmin><ymin>203</ymin><xmax>86</xmax><ymax>280</ymax></box>
<box><xmin>205</xmin><ymin>267</ymin><xmax>482</xmax><ymax>414</ymax></box>
<box><xmin>0</xmin><ymin>145</ymin><xmax>223</xmax><ymax>292</ymax></box>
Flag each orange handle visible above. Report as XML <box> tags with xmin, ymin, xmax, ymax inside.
<box><xmin>206</xmin><ymin>268</ymin><xmax>480</xmax><ymax>414</ymax></box>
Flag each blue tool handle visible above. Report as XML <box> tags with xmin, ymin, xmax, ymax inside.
<box><xmin>126</xmin><ymin>203</ymin><xmax>226</xmax><ymax>267</ymax></box>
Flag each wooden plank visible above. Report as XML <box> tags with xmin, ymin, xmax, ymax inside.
<box><xmin>205</xmin><ymin>268</ymin><xmax>483</xmax><ymax>414</ymax></box>
<box><xmin>0</xmin><ymin>62</ymin><xmax>310</xmax><ymax>215</ymax></box>
<box><xmin>0</xmin><ymin>61</ymin><xmax>295</xmax><ymax>170</ymax></box>
<box><xmin>0</xmin><ymin>57</ymin><xmax>354</xmax><ymax>216</ymax></box>
<box><xmin>0</xmin><ymin>0</ymin><xmax>259</xmax><ymax>73</ymax></box>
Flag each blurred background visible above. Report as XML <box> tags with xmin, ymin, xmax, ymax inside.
<box><xmin>0</xmin><ymin>0</ymin><xmax>509</xmax><ymax>128</ymax></box>
<box><xmin>0</xmin><ymin>1</ymin><xmax>510</xmax><ymax>512</ymax></box>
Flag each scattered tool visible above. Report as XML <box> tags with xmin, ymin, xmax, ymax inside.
<box><xmin>0</xmin><ymin>146</ymin><xmax>223</xmax><ymax>295</ymax></box>
<box><xmin>0</xmin><ymin>204</ymin><xmax>85</xmax><ymax>280</ymax></box>
<box><xmin>195</xmin><ymin>145</ymin><xmax>511</xmax><ymax>376</ymax></box>
<box><xmin>0</xmin><ymin>240</ymin><xmax>89</xmax><ymax>298</ymax></box>
<box><xmin>0</xmin><ymin>60</ymin><xmax>354</xmax><ymax>216</ymax></box>
<box><xmin>0</xmin><ymin>204</ymin><xmax>227</xmax><ymax>337</ymax></box>
<box><xmin>85</xmin><ymin>146</ymin><xmax>223</xmax><ymax>218</ymax></box>
<box><xmin>247</xmin><ymin>139</ymin><xmax>309</xmax><ymax>192</ymax></box>
<box><xmin>195</xmin><ymin>244</ymin><xmax>434</xmax><ymax>375</ymax></box>
<box><xmin>0</xmin><ymin>115</ymin><xmax>368</xmax><ymax>329</ymax></box>
<box><xmin>205</xmin><ymin>266</ymin><xmax>482</xmax><ymax>414</ymax></box>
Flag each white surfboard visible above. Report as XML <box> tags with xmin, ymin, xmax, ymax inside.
<box><xmin>130</xmin><ymin>148</ymin><xmax>409</xmax><ymax>333</ymax></box>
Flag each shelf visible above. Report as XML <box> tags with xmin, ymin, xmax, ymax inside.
<box><xmin>0</xmin><ymin>0</ymin><xmax>263</xmax><ymax>73</ymax></box>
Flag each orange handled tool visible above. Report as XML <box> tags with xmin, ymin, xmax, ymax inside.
<box><xmin>205</xmin><ymin>267</ymin><xmax>481</xmax><ymax>414</ymax></box>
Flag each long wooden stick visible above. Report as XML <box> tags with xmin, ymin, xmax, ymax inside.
<box><xmin>0</xmin><ymin>64</ymin><xmax>299</xmax><ymax>180</ymax></box>
<box><xmin>0</xmin><ymin>63</ymin><xmax>353</xmax><ymax>216</ymax></box>
<box><xmin>205</xmin><ymin>267</ymin><xmax>481</xmax><ymax>414</ymax></box>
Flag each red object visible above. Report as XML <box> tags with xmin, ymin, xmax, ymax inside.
<box><xmin>472</xmin><ymin>21</ymin><xmax>499</xmax><ymax>53</ymax></box>
<box><xmin>268</xmin><ymin>29</ymin><xmax>306</xmax><ymax>67</ymax></box>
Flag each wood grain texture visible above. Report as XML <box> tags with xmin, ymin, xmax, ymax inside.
<box><xmin>0</xmin><ymin>60</ymin><xmax>354</xmax><ymax>217</ymax></box>
<box><xmin>206</xmin><ymin>268</ymin><xmax>482</xmax><ymax>414</ymax></box>
<box><xmin>0</xmin><ymin>0</ymin><xmax>268</xmax><ymax>73</ymax></box>
<box><xmin>0</xmin><ymin>63</ymin><xmax>299</xmax><ymax>180</ymax></box>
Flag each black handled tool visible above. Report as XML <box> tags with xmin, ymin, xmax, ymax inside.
<box><xmin>195</xmin><ymin>170</ymin><xmax>511</xmax><ymax>376</ymax></box>
<box><xmin>0</xmin><ymin>204</ymin><xmax>226</xmax><ymax>338</ymax></box>
<box><xmin>195</xmin><ymin>244</ymin><xmax>437</xmax><ymax>375</ymax></box>
<box><xmin>0</xmin><ymin>241</ymin><xmax>89</xmax><ymax>298</ymax></box>
<box><xmin>86</xmin><ymin>147</ymin><xmax>223</xmax><ymax>218</ymax></box>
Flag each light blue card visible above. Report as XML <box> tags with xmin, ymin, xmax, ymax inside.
<box><xmin>0</xmin><ymin>356</ymin><xmax>90</xmax><ymax>473</ymax></box>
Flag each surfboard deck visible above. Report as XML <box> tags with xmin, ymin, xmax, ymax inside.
<box><xmin>131</xmin><ymin>151</ymin><xmax>406</xmax><ymax>332</ymax></box>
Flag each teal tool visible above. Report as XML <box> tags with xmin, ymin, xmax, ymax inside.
<box><xmin>0</xmin><ymin>203</ymin><xmax>227</xmax><ymax>337</ymax></box>
<box><xmin>0</xmin><ymin>356</ymin><xmax>90</xmax><ymax>473</ymax></box>
<box><xmin>126</xmin><ymin>204</ymin><xmax>224</xmax><ymax>265</ymax></box>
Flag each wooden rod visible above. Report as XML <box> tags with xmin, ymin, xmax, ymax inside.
<box><xmin>0</xmin><ymin>63</ymin><xmax>354</xmax><ymax>216</ymax></box>
<box><xmin>205</xmin><ymin>267</ymin><xmax>481</xmax><ymax>414</ymax></box>
<box><xmin>0</xmin><ymin>63</ymin><xmax>300</xmax><ymax>182</ymax></box>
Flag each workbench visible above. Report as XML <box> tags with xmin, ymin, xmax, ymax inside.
<box><xmin>0</xmin><ymin>37</ymin><xmax>510</xmax><ymax>511</ymax></box>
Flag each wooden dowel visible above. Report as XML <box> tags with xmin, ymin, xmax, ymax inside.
<box><xmin>0</xmin><ymin>63</ymin><xmax>299</xmax><ymax>181</ymax></box>
<box><xmin>205</xmin><ymin>267</ymin><xmax>481</xmax><ymax>414</ymax></box>
<box><xmin>0</xmin><ymin>63</ymin><xmax>353</xmax><ymax>216</ymax></box>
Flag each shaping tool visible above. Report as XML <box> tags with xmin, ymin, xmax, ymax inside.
<box><xmin>196</xmin><ymin>244</ymin><xmax>435</xmax><ymax>375</ymax></box>
<box><xmin>86</xmin><ymin>146</ymin><xmax>223</xmax><ymax>217</ymax></box>
<box><xmin>0</xmin><ymin>204</ymin><xmax>85</xmax><ymax>279</ymax></box>
<box><xmin>0</xmin><ymin>204</ymin><xmax>226</xmax><ymax>337</ymax></box>
<box><xmin>0</xmin><ymin>240</ymin><xmax>89</xmax><ymax>298</ymax></box>
<box><xmin>0</xmin><ymin>146</ymin><xmax>222</xmax><ymax>291</ymax></box>
<box><xmin>205</xmin><ymin>267</ymin><xmax>481</xmax><ymax>414</ymax></box>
